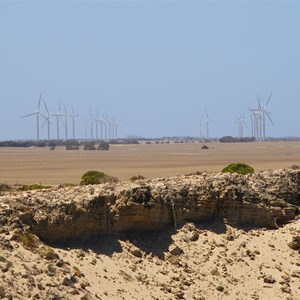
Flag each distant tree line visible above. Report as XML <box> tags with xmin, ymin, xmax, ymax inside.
<box><xmin>219</xmin><ymin>136</ymin><xmax>256</xmax><ymax>143</ymax></box>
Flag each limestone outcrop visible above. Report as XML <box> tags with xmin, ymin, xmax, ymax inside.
<box><xmin>1</xmin><ymin>169</ymin><xmax>299</xmax><ymax>243</ymax></box>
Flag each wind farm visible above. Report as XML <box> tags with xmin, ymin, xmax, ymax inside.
<box><xmin>20</xmin><ymin>92</ymin><xmax>278</xmax><ymax>143</ymax></box>
<box><xmin>22</xmin><ymin>94</ymin><xmax>121</xmax><ymax>142</ymax></box>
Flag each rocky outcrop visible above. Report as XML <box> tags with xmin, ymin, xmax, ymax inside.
<box><xmin>1</xmin><ymin>169</ymin><xmax>299</xmax><ymax>243</ymax></box>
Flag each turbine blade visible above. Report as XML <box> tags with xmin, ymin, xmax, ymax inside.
<box><xmin>42</xmin><ymin>97</ymin><xmax>49</xmax><ymax>113</ymax></box>
<box><xmin>266</xmin><ymin>92</ymin><xmax>272</xmax><ymax>106</ymax></box>
<box><xmin>266</xmin><ymin>112</ymin><xmax>274</xmax><ymax>126</ymax></box>
<box><xmin>38</xmin><ymin>94</ymin><xmax>42</xmax><ymax>110</ymax></box>
<box><xmin>22</xmin><ymin>112</ymin><xmax>36</xmax><ymax>118</ymax></box>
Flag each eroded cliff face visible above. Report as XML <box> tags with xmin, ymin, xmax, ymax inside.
<box><xmin>1</xmin><ymin>169</ymin><xmax>299</xmax><ymax>243</ymax></box>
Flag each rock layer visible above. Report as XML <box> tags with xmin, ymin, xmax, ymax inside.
<box><xmin>1</xmin><ymin>169</ymin><xmax>300</xmax><ymax>243</ymax></box>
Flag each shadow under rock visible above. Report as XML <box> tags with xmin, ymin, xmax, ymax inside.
<box><xmin>120</xmin><ymin>226</ymin><xmax>176</xmax><ymax>259</ymax></box>
<box><xmin>194</xmin><ymin>218</ymin><xmax>228</xmax><ymax>234</ymax></box>
<box><xmin>43</xmin><ymin>227</ymin><xmax>175</xmax><ymax>258</ymax></box>
<box><xmin>48</xmin><ymin>235</ymin><xmax>123</xmax><ymax>256</ymax></box>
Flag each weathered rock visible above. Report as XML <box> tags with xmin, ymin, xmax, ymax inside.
<box><xmin>288</xmin><ymin>235</ymin><xmax>300</xmax><ymax>250</ymax></box>
<box><xmin>62</xmin><ymin>277</ymin><xmax>73</xmax><ymax>286</ymax></box>
<box><xmin>1</xmin><ymin>169</ymin><xmax>299</xmax><ymax>243</ymax></box>
<box><xmin>169</xmin><ymin>245</ymin><xmax>184</xmax><ymax>256</ymax></box>
<box><xmin>129</xmin><ymin>246</ymin><xmax>143</xmax><ymax>258</ymax></box>
<box><xmin>264</xmin><ymin>275</ymin><xmax>276</xmax><ymax>284</ymax></box>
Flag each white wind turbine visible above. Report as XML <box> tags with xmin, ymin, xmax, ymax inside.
<box><xmin>84</xmin><ymin>118</ymin><xmax>90</xmax><ymax>140</ymax></box>
<box><xmin>69</xmin><ymin>106</ymin><xmax>79</xmax><ymax>140</ymax></box>
<box><xmin>103</xmin><ymin>112</ymin><xmax>108</xmax><ymax>140</ymax></box>
<box><xmin>108</xmin><ymin>117</ymin><xmax>114</xmax><ymax>140</ymax></box>
<box><xmin>42</xmin><ymin>97</ymin><xmax>52</xmax><ymax>140</ymax></box>
<box><xmin>94</xmin><ymin>110</ymin><xmax>100</xmax><ymax>140</ymax></box>
<box><xmin>63</xmin><ymin>104</ymin><xmax>69</xmax><ymax>141</ymax></box>
<box><xmin>196</xmin><ymin>118</ymin><xmax>203</xmax><ymax>140</ymax></box>
<box><xmin>89</xmin><ymin>111</ymin><xmax>95</xmax><ymax>140</ymax></box>
<box><xmin>203</xmin><ymin>110</ymin><xmax>215</xmax><ymax>140</ymax></box>
<box><xmin>114</xmin><ymin>119</ymin><xmax>121</xmax><ymax>139</ymax></box>
<box><xmin>260</xmin><ymin>93</ymin><xmax>274</xmax><ymax>140</ymax></box>
<box><xmin>100</xmin><ymin>112</ymin><xmax>106</xmax><ymax>140</ymax></box>
<box><xmin>23</xmin><ymin>94</ymin><xmax>45</xmax><ymax>141</ymax></box>
<box><xmin>248</xmin><ymin>105</ymin><xmax>261</xmax><ymax>141</ymax></box>
<box><xmin>51</xmin><ymin>102</ymin><xmax>64</xmax><ymax>140</ymax></box>
<box><xmin>235</xmin><ymin>112</ymin><xmax>246</xmax><ymax>138</ymax></box>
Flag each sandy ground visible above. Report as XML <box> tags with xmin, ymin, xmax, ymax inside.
<box><xmin>1</xmin><ymin>219</ymin><xmax>299</xmax><ymax>299</ymax></box>
<box><xmin>1</xmin><ymin>141</ymin><xmax>300</xmax><ymax>185</ymax></box>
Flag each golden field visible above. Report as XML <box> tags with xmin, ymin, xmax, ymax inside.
<box><xmin>0</xmin><ymin>141</ymin><xmax>300</xmax><ymax>185</ymax></box>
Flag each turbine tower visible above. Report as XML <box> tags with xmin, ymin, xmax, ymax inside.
<box><xmin>113</xmin><ymin>119</ymin><xmax>121</xmax><ymax>140</ymax></box>
<box><xmin>22</xmin><ymin>94</ymin><xmax>45</xmax><ymax>141</ymax></box>
<box><xmin>89</xmin><ymin>111</ymin><xmax>95</xmax><ymax>140</ymax></box>
<box><xmin>69</xmin><ymin>106</ymin><xmax>79</xmax><ymax>140</ymax></box>
<box><xmin>260</xmin><ymin>93</ymin><xmax>274</xmax><ymax>140</ymax></box>
<box><xmin>203</xmin><ymin>110</ymin><xmax>215</xmax><ymax>140</ymax></box>
<box><xmin>63</xmin><ymin>104</ymin><xmax>69</xmax><ymax>141</ymax></box>
<box><xmin>249</xmin><ymin>93</ymin><xmax>274</xmax><ymax>141</ymax></box>
<box><xmin>84</xmin><ymin>119</ymin><xmax>90</xmax><ymax>140</ymax></box>
<box><xmin>51</xmin><ymin>102</ymin><xmax>64</xmax><ymax>141</ymax></box>
<box><xmin>235</xmin><ymin>112</ymin><xmax>246</xmax><ymax>138</ymax></box>
<box><xmin>42</xmin><ymin>97</ymin><xmax>52</xmax><ymax>140</ymax></box>
<box><xmin>196</xmin><ymin>118</ymin><xmax>203</xmax><ymax>140</ymax></box>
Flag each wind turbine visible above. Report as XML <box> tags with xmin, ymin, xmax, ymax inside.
<box><xmin>196</xmin><ymin>118</ymin><xmax>203</xmax><ymax>140</ymax></box>
<box><xmin>22</xmin><ymin>94</ymin><xmax>45</xmax><ymax>141</ymax></box>
<box><xmin>114</xmin><ymin>119</ymin><xmax>122</xmax><ymax>139</ymax></box>
<box><xmin>248</xmin><ymin>106</ymin><xmax>260</xmax><ymax>141</ymax></box>
<box><xmin>62</xmin><ymin>104</ymin><xmax>69</xmax><ymax>141</ymax></box>
<box><xmin>69</xmin><ymin>106</ymin><xmax>79</xmax><ymax>140</ymax></box>
<box><xmin>203</xmin><ymin>110</ymin><xmax>215</xmax><ymax>140</ymax></box>
<box><xmin>84</xmin><ymin>118</ymin><xmax>90</xmax><ymax>140</ymax></box>
<box><xmin>89</xmin><ymin>111</ymin><xmax>95</xmax><ymax>140</ymax></box>
<box><xmin>94</xmin><ymin>110</ymin><xmax>100</xmax><ymax>140</ymax></box>
<box><xmin>235</xmin><ymin>112</ymin><xmax>246</xmax><ymax>138</ymax></box>
<box><xmin>51</xmin><ymin>102</ymin><xmax>64</xmax><ymax>140</ymax></box>
<box><xmin>260</xmin><ymin>93</ymin><xmax>274</xmax><ymax>140</ymax></box>
<box><xmin>42</xmin><ymin>97</ymin><xmax>52</xmax><ymax>140</ymax></box>
<box><xmin>103</xmin><ymin>112</ymin><xmax>108</xmax><ymax>140</ymax></box>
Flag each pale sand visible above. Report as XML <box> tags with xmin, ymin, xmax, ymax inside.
<box><xmin>1</xmin><ymin>219</ymin><xmax>299</xmax><ymax>299</ymax></box>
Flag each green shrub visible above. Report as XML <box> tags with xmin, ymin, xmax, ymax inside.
<box><xmin>222</xmin><ymin>163</ymin><xmax>254</xmax><ymax>175</ymax></box>
<box><xmin>97</xmin><ymin>142</ymin><xmax>110</xmax><ymax>151</ymax></box>
<box><xmin>83</xmin><ymin>142</ymin><xmax>96</xmax><ymax>150</ymax></box>
<box><xmin>13</xmin><ymin>232</ymin><xmax>40</xmax><ymax>251</ymax></box>
<box><xmin>80</xmin><ymin>170</ymin><xmax>115</xmax><ymax>185</ymax></box>
<box><xmin>20</xmin><ymin>184</ymin><xmax>51</xmax><ymax>191</ymax></box>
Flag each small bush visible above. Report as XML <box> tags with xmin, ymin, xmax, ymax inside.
<box><xmin>20</xmin><ymin>184</ymin><xmax>51</xmax><ymax>191</ymax></box>
<box><xmin>58</xmin><ymin>183</ymin><xmax>76</xmax><ymax>188</ymax></box>
<box><xmin>0</xmin><ymin>183</ymin><xmax>11</xmax><ymax>191</ymax></box>
<box><xmin>13</xmin><ymin>232</ymin><xmax>40</xmax><ymax>251</ymax></box>
<box><xmin>83</xmin><ymin>142</ymin><xmax>96</xmax><ymax>150</ymax></box>
<box><xmin>201</xmin><ymin>145</ymin><xmax>209</xmax><ymax>149</ymax></box>
<box><xmin>291</xmin><ymin>164</ymin><xmax>300</xmax><ymax>170</ymax></box>
<box><xmin>40</xmin><ymin>247</ymin><xmax>59</xmax><ymax>260</ymax></box>
<box><xmin>80</xmin><ymin>170</ymin><xmax>115</xmax><ymax>185</ymax></box>
<box><xmin>97</xmin><ymin>142</ymin><xmax>110</xmax><ymax>151</ymax></box>
<box><xmin>222</xmin><ymin>163</ymin><xmax>254</xmax><ymax>175</ymax></box>
<box><xmin>66</xmin><ymin>145</ymin><xmax>80</xmax><ymax>150</ymax></box>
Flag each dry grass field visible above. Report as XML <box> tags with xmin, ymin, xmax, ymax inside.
<box><xmin>0</xmin><ymin>141</ymin><xmax>300</xmax><ymax>185</ymax></box>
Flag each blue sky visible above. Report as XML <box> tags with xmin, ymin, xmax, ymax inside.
<box><xmin>0</xmin><ymin>1</ymin><xmax>299</xmax><ymax>140</ymax></box>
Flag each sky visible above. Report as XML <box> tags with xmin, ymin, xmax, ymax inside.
<box><xmin>0</xmin><ymin>1</ymin><xmax>300</xmax><ymax>140</ymax></box>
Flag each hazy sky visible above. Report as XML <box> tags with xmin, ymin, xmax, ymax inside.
<box><xmin>0</xmin><ymin>1</ymin><xmax>300</xmax><ymax>140</ymax></box>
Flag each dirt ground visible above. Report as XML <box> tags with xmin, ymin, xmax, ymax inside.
<box><xmin>0</xmin><ymin>141</ymin><xmax>300</xmax><ymax>185</ymax></box>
